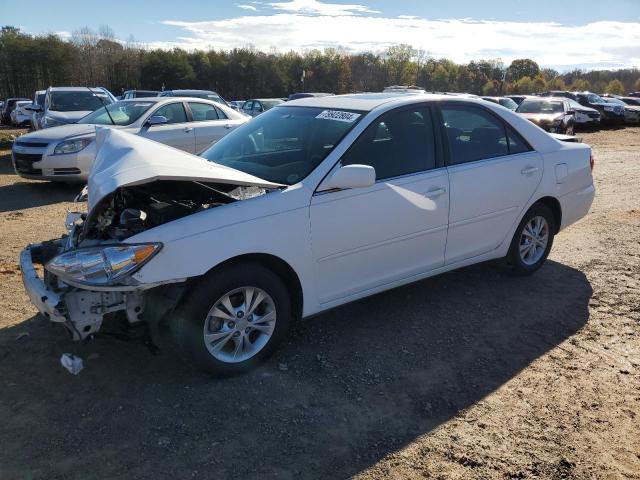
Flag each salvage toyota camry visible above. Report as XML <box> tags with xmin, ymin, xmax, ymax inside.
<box><xmin>20</xmin><ymin>93</ymin><xmax>595</xmax><ymax>376</ymax></box>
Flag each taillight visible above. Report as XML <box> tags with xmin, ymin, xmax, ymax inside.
<box><xmin>590</xmin><ymin>153</ymin><xmax>595</xmax><ymax>171</ymax></box>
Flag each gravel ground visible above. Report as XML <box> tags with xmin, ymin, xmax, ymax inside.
<box><xmin>0</xmin><ymin>126</ymin><xmax>638</xmax><ymax>479</ymax></box>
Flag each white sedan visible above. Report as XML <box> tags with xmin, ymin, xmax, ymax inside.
<box><xmin>20</xmin><ymin>93</ymin><xmax>595</xmax><ymax>376</ymax></box>
<box><xmin>12</xmin><ymin>97</ymin><xmax>248</xmax><ymax>181</ymax></box>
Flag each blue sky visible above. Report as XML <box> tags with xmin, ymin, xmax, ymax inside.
<box><xmin>4</xmin><ymin>0</ymin><xmax>640</xmax><ymax>70</ymax></box>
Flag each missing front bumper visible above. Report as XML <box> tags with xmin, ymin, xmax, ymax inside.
<box><xmin>20</xmin><ymin>243</ymin><xmax>145</xmax><ymax>340</ymax></box>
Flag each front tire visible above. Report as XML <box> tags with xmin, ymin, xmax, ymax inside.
<box><xmin>172</xmin><ymin>263</ymin><xmax>292</xmax><ymax>376</ymax></box>
<box><xmin>505</xmin><ymin>203</ymin><xmax>556</xmax><ymax>275</ymax></box>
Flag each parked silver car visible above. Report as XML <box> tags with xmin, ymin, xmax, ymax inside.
<box><xmin>10</xmin><ymin>100</ymin><xmax>32</xmax><ymax>126</ymax></box>
<box><xmin>12</xmin><ymin>97</ymin><xmax>248</xmax><ymax>182</ymax></box>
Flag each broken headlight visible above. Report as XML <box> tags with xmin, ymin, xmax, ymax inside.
<box><xmin>46</xmin><ymin>243</ymin><xmax>161</xmax><ymax>286</ymax></box>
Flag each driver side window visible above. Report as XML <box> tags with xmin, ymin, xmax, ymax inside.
<box><xmin>342</xmin><ymin>107</ymin><xmax>436</xmax><ymax>180</ymax></box>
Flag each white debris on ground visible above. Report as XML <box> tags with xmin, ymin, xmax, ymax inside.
<box><xmin>60</xmin><ymin>354</ymin><xmax>84</xmax><ymax>375</ymax></box>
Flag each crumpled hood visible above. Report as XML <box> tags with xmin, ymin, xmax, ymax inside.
<box><xmin>46</xmin><ymin>110</ymin><xmax>93</xmax><ymax>124</ymax></box>
<box><xmin>87</xmin><ymin>128</ymin><xmax>284</xmax><ymax>212</ymax></box>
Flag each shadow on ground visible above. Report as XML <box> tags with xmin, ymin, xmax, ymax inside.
<box><xmin>0</xmin><ymin>260</ymin><xmax>591</xmax><ymax>480</ymax></box>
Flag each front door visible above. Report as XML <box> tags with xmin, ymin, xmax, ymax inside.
<box><xmin>140</xmin><ymin>101</ymin><xmax>195</xmax><ymax>152</ymax></box>
<box><xmin>310</xmin><ymin>106</ymin><xmax>449</xmax><ymax>306</ymax></box>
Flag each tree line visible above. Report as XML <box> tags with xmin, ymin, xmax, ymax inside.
<box><xmin>1</xmin><ymin>25</ymin><xmax>639</xmax><ymax>101</ymax></box>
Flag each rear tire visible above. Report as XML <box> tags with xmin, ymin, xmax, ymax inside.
<box><xmin>172</xmin><ymin>262</ymin><xmax>292</xmax><ymax>376</ymax></box>
<box><xmin>505</xmin><ymin>203</ymin><xmax>556</xmax><ymax>276</ymax></box>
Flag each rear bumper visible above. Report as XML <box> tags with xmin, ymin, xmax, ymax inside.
<box><xmin>559</xmin><ymin>183</ymin><xmax>596</xmax><ymax>231</ymax></box>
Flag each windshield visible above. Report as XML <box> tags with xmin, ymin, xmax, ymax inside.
<box><xmin>50</xmin><ymin>91</ymin><xmax>113</xmax><ymax>112</ymax></box>
<box><xmin>36</xmin><ymin>93</ymin><xmax>45</xmax><ymax>106</ymax></box>
<box><xmin>587</xmin><ymin>93</ymin><xmax>605</xmax><ymax>104</ymax></box>
<box><xmin>517</xmin><ymin>100</ymin><xmax>564</xmax><ymax>114</ymax></box>
<box><xmin>261</xmin><ymin>100</ymin><xmax>284</xmax><ymax>110</ymax></box>
<box><xmin>200</xmin><ymin>106</ymin><xmax>364</xmax><ymax>185</ymax></box>
<box><xmin>78</xmin><ymin>101</ymin><xmax>154</xmax><ymax>126</ymax></box>
<box><xmin>567</xmin><ymin>99</ymin><xmax>584</xmax><ymax>109</ymax></box>
<box><xmin>498</xmin><ymin>98</ymin><xmax>518</xmax><ymax>110</ymax></box>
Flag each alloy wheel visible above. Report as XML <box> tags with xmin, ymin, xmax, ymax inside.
<box><xmin>519</xmin><ymin>215</ymin><xmax>549</xmax><ymax>266</ymax></box>
<box><xmin>203</xmin><ymin>286</ymin><xmax>276</xmax><ymax>363</ymax></box>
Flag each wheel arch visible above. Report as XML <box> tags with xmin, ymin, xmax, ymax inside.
<box><xmin>534</xmin><ymin>196</ymin><xmax>562</xmax><ymax>233</ymax></box>
<box><xmin>205</xmin><ymin>253</ymin><xmax>304</xmax><ymax>320</ymax></box>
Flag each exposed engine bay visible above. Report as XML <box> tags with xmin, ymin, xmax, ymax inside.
<box><xmin>80</xmin><ymin>180</ymin><xmax>269</xmax><ymax>242</ymax></box>
<box><xmin>23</xmin><ymin>180</ymin><xmax>271</xmax><ymax>342</ymax></box>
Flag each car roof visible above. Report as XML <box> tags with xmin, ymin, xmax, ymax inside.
<box><xmin>249</xmin><ymin>98</ymin><xmax>285</xmax><ymax>101</ymax></box>
<box><xmin>48</xmin><ymin>87</ymin><xmax>107</xmax><ymax>92</ymax></box>
<box><xmin>285</xmin><ymin>92</ymin><xmax>453</xmax><ymax>111</ymax></box>
<box><xmin>165</xmin><ymin>89</ymin><xmax>219</xmax><ymax>94</ymax></box>
<box><xmin>118</xmin><ymin>97</ymin><xmax>225</xmax><ymax>105</ymax></box>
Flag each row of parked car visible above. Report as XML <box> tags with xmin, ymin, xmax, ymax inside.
<box><xmin>1</xmin><ymin>86</ymin><xmax>336</xmax><ymax>131</ymax></box>
<box><xmin>483</xmin><ymin>90</ymin><xmax>640</xmax><ymax>133</ymax></box>
<box><xmin>8</xmin><ymin>84</ymin><xmax>639</xmax><ymax>183</ymax></box>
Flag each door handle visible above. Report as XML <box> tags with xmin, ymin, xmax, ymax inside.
<box><xmin>521</xmin><ymin>166</ymin><xmax>539</xmax><ymax>175</ymax></box>
<box><xmin>184</xmin><ymin>127</ymin><xmax>193</xmax><ymax>132</ymax></box>
<box><xmin>224</xmin><ymin>124</ymin><xmax>233</xmax><ymax>129</ymax></box>
<box><xmin>424</xmin><ymin>187</ymin><xmax>446</xmax><ymax>198</ymax></box>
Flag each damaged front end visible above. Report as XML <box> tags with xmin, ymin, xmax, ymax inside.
<box><xmin>19</xmin><ymin>128</ymin><xmax>282</xmax><ymax>342</ymax></box>
<box><xmin>20</xmin><ymin>180</ymin><xmax>268</xmax><ymax>341</ymax></box>
<box><xmin>21</xmin><ymin>236</ymin><xmax>150</xmax><ymax>340</ymax></box>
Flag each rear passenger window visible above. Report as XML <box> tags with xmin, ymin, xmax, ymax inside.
<box><xmin>506</xmin><ymin>125</ymin><xmax>532</xmax><ymax>155</ymax></box>
<box><xmin>440</xmin><ymin>105</ymin><xmax>508</xmax><ymax>165</ymax></box>
<box><xmin>215</xmin><ymin>106</ymin><xmax>228</xmax><ymax>119</ymax></box>
<box><xmin>342</xmin><ymin>107</ymin><xmax>436</xmax><ymax>180</ymax></box>
<box><xmin>188</xmin><ymin>102</ymin><xmax>219</xmax><ymax>121</ymax></box>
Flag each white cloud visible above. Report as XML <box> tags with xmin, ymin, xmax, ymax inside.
<box><xmin>157</xmin><ymin>14</ymin><xmax>640</xmax><ymax>69</ymax></box>
<box><xmin>267</xmin><ymin>0</ymin><xmax>380</xmax><ymax>16</ymax></box>
<box><xmin>236</xmin><ymin>4</ymin><xmax>257</xmax><ymax>11</ymax></box>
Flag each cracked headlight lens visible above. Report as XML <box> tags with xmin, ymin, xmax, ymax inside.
<box><xmin>46</xmin><ymin>243</ymin><xmax>161</xmax><ymax>286</ymax></box>
<box><xmin>54</xmin><ymin>137</ymin><xmax>93</xmax><ymax>155</ymax></box>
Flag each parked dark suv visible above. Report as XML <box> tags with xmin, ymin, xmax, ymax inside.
<box><xmin>542</xmin><ymin>91</ymin><xmax>624</xmax><ymax>125</ymax></box>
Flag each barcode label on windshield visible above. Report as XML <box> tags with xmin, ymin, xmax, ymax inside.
<box><xmin>316</xmin><ymin>110</ymin><xmax>361</xmax><ymax>123</ymax></box>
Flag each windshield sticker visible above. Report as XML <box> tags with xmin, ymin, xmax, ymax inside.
<box><xmin>316</xmin><ymin>110</ymin><xmax>361</xmax><ymax>123</ymax></box>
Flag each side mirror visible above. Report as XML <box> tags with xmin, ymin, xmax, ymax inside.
<box><xmin>146</xmin><ymin>115</ymin><xmax>168</xmax><ymax>127</ymax></box>
<box><xmin>320</xmin><ymin>164</ymin><xmax>376</xmax><ymax>191</ymax></box>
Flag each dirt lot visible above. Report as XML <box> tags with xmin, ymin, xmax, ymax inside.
<box><xmin>0</xmin><ymin>125</ymin><xmax>638</xmax><ymax>480</ymax></box>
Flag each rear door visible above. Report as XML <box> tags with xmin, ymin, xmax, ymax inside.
<box><xmin>186</xmin><ymin>102</ymin><xmax>233</xmax><ymax>152</ymax></box>
<box><xmin>438</xmin><ymin>103</ymin><xmax>542</xmax><ymax>264</ymax></box>
<box><xmin>139</xmin><ymin>101</ymin><xmax>196</xmax><ymax>152</ymax></box>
